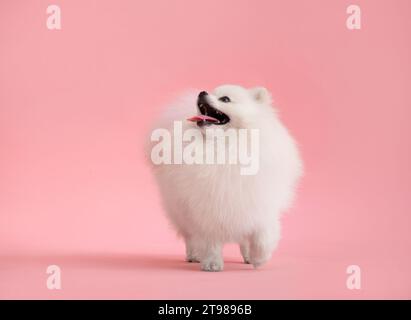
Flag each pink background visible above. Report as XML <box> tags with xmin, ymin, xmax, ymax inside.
<box><xmin>1</xmin><ymin>0</ymin><xmax>410</xmax><ymax>299</ymax></box>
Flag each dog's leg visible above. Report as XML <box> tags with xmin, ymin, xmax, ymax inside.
<box><xmin>240</xmin><ymin>239</ymin><xmax>251</xmax><ymax>264</ymax></box>
<box><xmin>199</xmin><ymin>241</ymin><xmax>224</xmax><ymax>272</ymax></box>
<box><xmin>249</xmin><ymin>221</ymin><xmax>281</xmax><ymax>268</ymax></box>
<box><xmin>184</xmin><ymin>237</ymin><xmax>200</xmax><ymax>263</ymax></box>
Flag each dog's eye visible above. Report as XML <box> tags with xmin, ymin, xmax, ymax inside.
<box><xmin>219</xmin><ymin>96</ymin><xmax>231</xmax><ymax>103</ymax></box>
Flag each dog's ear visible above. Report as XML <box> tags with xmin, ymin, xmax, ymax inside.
<box><xmin>249</xmin><ymin>87</ymin><xmax>272</xmax><ymax>104</ymax></box>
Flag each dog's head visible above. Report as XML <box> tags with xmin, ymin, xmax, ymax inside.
<box><xmin>187</xmin><ymin>85</ymin><xmax>272</xmax><ymax>128</ymax></box>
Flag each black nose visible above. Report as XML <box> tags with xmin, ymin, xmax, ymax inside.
<box><xmin>198</xmin><ymin>91</ymin><xmax>208</xmax><ymax>98</ymax></box>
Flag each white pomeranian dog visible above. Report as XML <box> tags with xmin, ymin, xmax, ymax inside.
<box><xmin>148</xmin><ymin>84</ymin><xmax>303</xmax><ymax>271</ymax></box>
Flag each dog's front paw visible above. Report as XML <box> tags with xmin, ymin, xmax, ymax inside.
<box><xmin>186</xmin><ymin>254</ymin><xmax>200</xmax><ymax>263</ymax></box>
<box><xmin>249</xmin><ymin>251</ymin><xmax>272</xmax><ymax>269</ymax></box>
<box><xmin>201</xmin><ymin>258</ymin><xmax>224</xmax><ymax>272</ymax></box>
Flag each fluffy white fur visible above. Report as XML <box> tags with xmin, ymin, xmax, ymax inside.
<box><xmin>149</xmin><ymin>85</ymin><xmax>303</xmax><ymax>271</ymax></box>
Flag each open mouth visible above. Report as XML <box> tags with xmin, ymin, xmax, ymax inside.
<box><xmin>187</xmin><ymin>99</ymin><xmax>230</xmax><ymax>127</ymax></box>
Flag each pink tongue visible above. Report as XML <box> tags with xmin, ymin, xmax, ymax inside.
<box><xmin>187</xmin><ymin>115</ymin><xmax>218</xmax><ymax>122</ymax></box>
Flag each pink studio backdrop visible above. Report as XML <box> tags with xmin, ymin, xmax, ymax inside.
<box><xmin>0</xmin><ymin>0</ymin><xmax>410</xmax><ymax>299</ymax></box>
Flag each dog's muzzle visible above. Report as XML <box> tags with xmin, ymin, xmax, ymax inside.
<box><xmin>187</xmin><ymin>91</ymin><xmax>230</xmax><ymax>127</ymax></box>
